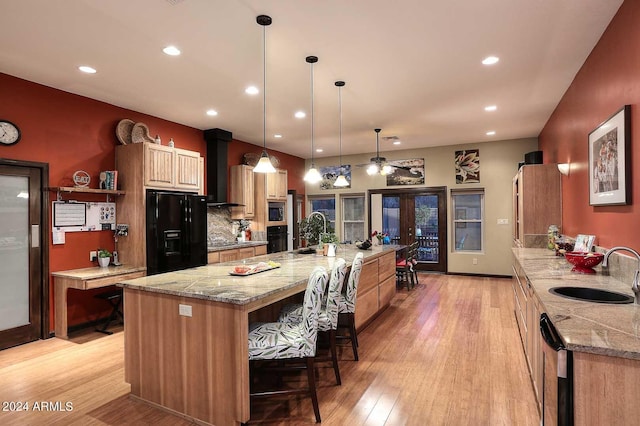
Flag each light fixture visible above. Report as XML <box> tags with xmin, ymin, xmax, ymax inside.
<box><xmin>333</xmin><ymin>81</ymin><xmax>349</xmax><ymax>188</ymax></box>
<box><xmin>484</xmin><ymin>105</ymin><xmax>497</xmax><ymax>111</ymax></box>
<box><xmin>162</xmin><ymin>45</ymin><xmax>181</xmax><ymax>56</ymax></box>
<box><xmin>557</xmin><ymin>163</ymin><xmax>570</xmax><ymax>176</ymax></box>
<box><xmin>78</xmin><ymin>65</ymin><xmax>96</xmax><ymax>74</ymax></box>
<box><xmin>486</xmin><ymin>130</ymin><xmax>496</xmax><ymax>136</ymax></box>
<box><xmin>295</xmin><ymin>111</ymin><xmax>306</xmax><ymax>119</ymax></box>
<box><xmin>253</xmin><ymin>15</ymin><xmax>276</xmax><ymax>174</ymax></box>
<box><xmin>482</xmin><ymin>56</ymin><xmax>500</xmax><ymax>65</ymax></box>
<box><xmin>367</xmin><ymin>129</ymin><xmax>393</xmax><ymax>176</ymax></box>
<box><xmin>303</xmin><ymin>56</ymin><xmax>322</xmax><ymax>183</ymax></box>
<box><xmin>245</xmin><ymin>86</ymin><xmax>259</xmax><ymax>95</ymax></box>
<box><xmin>206</xmin><ymin>109</ymin><xmax>218</xmax><ymax>116</ymax></box>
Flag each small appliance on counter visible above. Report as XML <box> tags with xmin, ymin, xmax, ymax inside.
<box><xmin>146</xmin><ymin>190</ymin><xmax>208</xmax><ymax>275</ymax></box>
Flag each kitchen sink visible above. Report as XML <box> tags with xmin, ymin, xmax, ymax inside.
<box><xmin>549</xmin><ymin>286</ymin><xmax>634</xmax><ymax>304</ymax></box>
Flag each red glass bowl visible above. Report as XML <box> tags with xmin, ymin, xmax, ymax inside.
<box><xmin>564</xmin><ymin>251</ymin><xmax>604</xmax><ymax>274</ymax></box>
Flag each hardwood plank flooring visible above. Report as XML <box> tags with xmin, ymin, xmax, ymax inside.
<box><xmin>0</xmin><ymin>274</ymin><xmax>539</xmax><ymax>425</ymax></box>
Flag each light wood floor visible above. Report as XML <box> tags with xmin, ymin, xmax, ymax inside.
<box><xmin>0</xmin><ymin>274</ymin><xmax>539</xmax><ymax>425</ymax></box>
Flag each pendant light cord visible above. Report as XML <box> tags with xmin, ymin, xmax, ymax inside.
<box><xmin>338</xmin><ymin>83</ymin><xmax>343</xmax><ymax>168</ymax></box>
<box><xmin>262</xmin><ymin>23</ymin><xmax>267</xmax><ymax>151</ymax></box>
<box><xmin>310</xmin><ymin>60</ymin><xmax>315</xmax><ymax>164</ymax></box>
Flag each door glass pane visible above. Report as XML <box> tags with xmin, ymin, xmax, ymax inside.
<box><xmin>415</xmin><ymin>195</ymin><xmax>439</xmax><ymax>262</ymax></box>
<box><xmin>382</xmin><ymin>196</ymin><xmax>400</xmax><ymax>243</ymax></box>
<box><xmin>0</xmin><ymin>176</ymin><xmax>30</xmax><ymax>331</ymax></box>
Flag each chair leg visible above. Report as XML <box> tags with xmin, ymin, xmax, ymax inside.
<box><xmin>349</xmin><ymin>313</ymin><xmax>359</xmax><ymax>360</ymax></box>
<box><xmin>329</xmin><ymin>329</ymin><xmax>341</xmax><ymax>385</ymax></box>
<box><xmin>306</xmin><ymin>357</ymin><xmax>321</xmax><ymax>423</ymax></box>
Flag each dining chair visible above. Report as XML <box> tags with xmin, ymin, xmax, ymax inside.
<box><xmin>247</xmin><ymin>266</ymin><xmax>327</xmax><ymax>423</ymax></box>
<box><xmin>396</xmin><ymin>242</ymin><xmax>418</xmax><ymax>290</ymax></box>
<box><xmin>337</xmin><ymin>252</ymin><xmax>364</xmax><ymax>361</ymax></box>
<box><xmin>279</xmin><ymin>258</ymin><xmax>348</xmax><ymax>385</ymax></box>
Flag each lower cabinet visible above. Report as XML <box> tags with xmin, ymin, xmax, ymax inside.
<box><xmin>207</xmin><ymin>245</ymin><xmax>268</xmax><ymax>264</ymax></box>
<box><xmin>355</xmin><ymin>251</ymin><xmax>396</xmax><ymax>330</ymax></box>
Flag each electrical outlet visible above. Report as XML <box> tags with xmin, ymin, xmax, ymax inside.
<box><xmin>497</xmin><ymin>218</ymin><xmax>509</xmax><ymax>225</ymax></box>
<box><xmin>473</xmin><ymin>258</ymin><xmax>478</xmax><ymax>265</ymax></box>
<box><xmin>90</xmin><ymin>250</ymin><xmax>97</xmax><ymax>261</ymax></box>
<box><xmin>179</xmin><ymin>304</ymin><xmax>192</xmax><ymax>317</ymax></box>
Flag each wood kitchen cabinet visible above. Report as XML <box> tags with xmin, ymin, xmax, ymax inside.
<box><xmin>229</xmin><ymin>165</ymin><xmax>255</xmax><ymax>219</ymax></box>
<box><xmin>115</xmin><ymin>142</ymin><xmax>204</xmax><ymax>268</ymax></box>
<box><xmin>265</xmin><ymin>169</ymin><xmax>287</xmax><ymax>200</ymax></box>
<box><xmin>513</xmin><ymin>164</ymin><xmax>561</xmax><ymax>247</ymax></box>
<box><xmin>355</xmin><ymin>250</ymin><xmax>396</xmax><ymax>330</ymax></box>
<box><xmin>207</xmin><ymin>244</ymin><xmax>268</xmax><ymax>264</ymax></box>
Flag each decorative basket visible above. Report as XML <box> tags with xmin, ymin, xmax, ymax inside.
<box><xmin>115</xmin><ymin>119</ymin><xmax>135</xmax><ymax>145</ymax></box>
<box><xmin>564</xmin><ymin>251</ymin><xmax>604</xmax><ymax>274</ymax></box>
<box><xmin>131</xmin><ymin>122</ymin><xmax>155</xmax><ymax>144</ymax></box>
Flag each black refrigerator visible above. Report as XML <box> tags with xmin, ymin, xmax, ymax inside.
<box><xmin>146</xmin><ymin>190</ymin><xmax>208</xmax><ymax>276</ymax></box>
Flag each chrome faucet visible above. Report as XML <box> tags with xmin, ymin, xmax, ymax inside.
<box><xmin>603</xmin><ymin>246</ymin><xmax>640</xmax><ymax>304</ymax></box>
<box><xmin>308</xmin><ymin>211</ymin><xmax>327</xmax><ymax>244</ymax></box>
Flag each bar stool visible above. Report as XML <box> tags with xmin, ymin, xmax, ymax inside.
<box><xmin>94</xmin><ymin>288</ymin><xmax>124</xmax><ymax>335</ymax></box>
<box><xmin>337</xmin><ymin>252</ymin><xmax>364</xmax><ymax>361</ymax></box>
<box><xmin>247</xmin><ymin>266</ymin><xmax>327</xmax><ymax>423</ymax></box>
<box><xmin>279</xmin><ymin>258</ymin><xmax>348</xmax><ymax>385</ymax></box>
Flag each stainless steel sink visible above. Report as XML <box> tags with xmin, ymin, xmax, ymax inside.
<box><xmin>549</xmin><ymin>286</ymin><xmax>634</xmax><ymax>304</ymax></box>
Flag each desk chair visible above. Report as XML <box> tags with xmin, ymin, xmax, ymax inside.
<box><xmin>279</xmin><ymin>258</ymin><xmax>348</xmax><ymax>385</ymax></box>
<box><xmin>248</xmin><ymin>266</ymin><xmax>327</xmax><ymax>423</ymax></box>
<box><xmin>94</xmin><ymin>288</ymin><xmax>124</xmax><ymax>335</ymax></box>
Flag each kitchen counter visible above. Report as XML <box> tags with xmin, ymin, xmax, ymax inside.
<box><xmin>119</xmin><ymin>244</ymin><xmax>400</xmax><ymax>307</ymax></box>
<box><xmin>512</xmin><ymin>247</ymin><xmax>640</xmax><ymax>360</ymax></box>
<box><xmin>207</xmin><ymin>240</ymin><xmax>267</xmax><ymax>253</ymax></box>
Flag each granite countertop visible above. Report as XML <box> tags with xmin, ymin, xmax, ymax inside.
<box><xmin>512</xmin><ymin>247</ymin><xmax>640</xmax><ymax>360</ymax></box>
<box><xmin>118</xmin><ymin>245</ymin><xmax>401</xmax><ymax>306</ymax></box>
<box><xmin>207</xmin><ymin>240</ymin><xmax>268</xmax><ymax>252</ymax></box>
<box><xmin>51</xmin><ymin>265</ymin><xmax>146</xmax><ymax>280</ymax></box>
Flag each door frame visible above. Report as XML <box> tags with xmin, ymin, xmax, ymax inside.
<box><xmin>0</xmin><ymin>158</ymin><xmax>50</xmax><ymax>344</ymax></box>
<box><xmin>368</xmin><ymin>187</ymin><xmax>448</xmax><ymax>272</ymax></box>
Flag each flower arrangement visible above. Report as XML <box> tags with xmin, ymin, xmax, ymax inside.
<box><xmin>237</xmin><ymin>219</ymin><xmax>251</xmax><ymax>232</ymax></box>
<box><xmin>371</xmin><ymin>230</ymin><xmax>388</xmax><ymax>243</ymax></box>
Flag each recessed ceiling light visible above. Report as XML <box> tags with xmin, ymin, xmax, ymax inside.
<box><xmin>486</xmin><ymin>131</ymin><xmax>496</xmax><ymax>136</ymax></box>
<box><xmin>316</xmin><ymin>148</ymin><xmax>323</xmax><ymax>153</ymax></box>
<box><xmin>393</xmin><ymin>141</ymin><xmax>401</xmax><ymax>145</ymax></box>
<box><xmin>274</xmin><ymin>134</ymin><xmax>282</xmax><ymax>138</ymax></box>
<box><xmin>245</xmin><ymin>86</ymin><xmax>259</xmax><ymax>95</ymax></box>
<box><xmin>206</xmin><ymin>109</ymin><xmax>218</xmax><ymax>116</ymax></box>
<box><xmin>295</xmin><ymin>111</ymin><xmax>306</xmax><ymax>119</ymax></box>
<box><xmin>482</xmin><ymin>56</ymin><xmax>500</xmax><ymax>65</ymax></box>
<box><xmin>484</xmin><ymin>105</ymin><xmax>497</xmax><ymax>111</ymax></box>
<box><xmin>78</xmin><ymin>65</ymin><xmax>96</xmax><ymax>74</ymax></box>
<box><xmin>162</xmin><ymin>46</ymin><xmax>181</xmax><ymax>56</ymax></box>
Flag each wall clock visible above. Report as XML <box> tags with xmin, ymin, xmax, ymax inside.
<box><xmin>0</xmin><ymin>120</ymin><xmax>21</xmax><ymax>145</ymax></box>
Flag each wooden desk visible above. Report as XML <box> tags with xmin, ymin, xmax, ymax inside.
<box><xmin>52</xmin><ymin>266</ymin><xmax>146</xmax><ymax>339</ymax></box>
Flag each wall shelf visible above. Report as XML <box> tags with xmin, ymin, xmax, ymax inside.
<box><xmin>47</xmin><ymin>186</ymin><xmax>125</xmax><ymax>201</ymax></box>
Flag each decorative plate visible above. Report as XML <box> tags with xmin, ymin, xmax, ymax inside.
<box><xmin>115</xmin><ymin>119</ymin><xmax>135</xmax><ymax>145</ymax></box>
<box><xmin>131</xmin><ymin>122</ymin><xmax>155</xmax><ymax>144</ymax></box>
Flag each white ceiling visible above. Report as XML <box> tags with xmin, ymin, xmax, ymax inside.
<box><xmin>0</xmin><ymin>0</ymin><xmax>623</xmax><ymax>159</ymax></box>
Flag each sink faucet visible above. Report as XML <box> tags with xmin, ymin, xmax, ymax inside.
<box><xmin>603</xmin><ymin>246</ymin><xmax>640</xmax><ymax>304</ymax></box>
<box><xmin>308</xmin><ymin>211</ymin><xmax>327</xmax><ymax>244</ymax></box>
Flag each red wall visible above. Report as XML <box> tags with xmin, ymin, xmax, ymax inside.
<box><xmin>539</xmin><ymin>0</ymin><xmax>638</xmax><ymax>249</ymax></box>
<box><xmin>0</xmin><ymin>72</ymin><xmax>304</xmax><ymax>332</ymax></box>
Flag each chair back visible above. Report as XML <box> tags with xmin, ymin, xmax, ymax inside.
<box><xmin>301</xmin><ymin>266</ymin><xmax>329</xmax><ymax>352</ymax></box>
<box><xmin>409</xmin><ymin>241</ymin><xmax>420</xmax><ymax>263</ymax></box>
<box><xmin>343</xmin><ymin>252</ymin><xmax>364</xmax><ymax>312</ymax></box>
<box><xmin>325</xmin><ymin>258</ymin><xmax>347</xmax><ymax>329</ymax></box>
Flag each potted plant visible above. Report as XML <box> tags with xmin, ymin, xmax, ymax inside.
<box><xmin>320</xmin><ymin>232</ymin><xmax>339</xmax><ymax>256</ymax></box>
<box><xmin>299</xmin><ymin>216</ymin><xmax>333</xmax><ymax>247</ymax></box>
<box><xmin>97</xmin><ymin>248</ymin><xmax>111</xmax><ymax>267</ymax></box>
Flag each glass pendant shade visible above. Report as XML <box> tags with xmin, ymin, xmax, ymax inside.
<box><xmin>334</xmin><ymin>174</ymin><xmax>349</xmax><ymax>187</ymax></box>
<box><xmin>381</xmin><ymin>164</ymin><xmax>393</xmax><ymax>175</ymax></box>
<box><xmin>304</xmin><ymin>165</ymin><xmax>322</xmax><ymax>183</ymax></box>
<box><xmin>367</xmin><ymin>163</ymin><xmax>379</xmax><ymax>175</ymax></box>
<box><xmin>254</xmin><ymin>151</ymin><xmax>276</xmax><ymax>173</ymax></box>
<box><xmin>253</xmin><ymin>15</ymin><xmax>276</xmax><ymax>174</ymax></box>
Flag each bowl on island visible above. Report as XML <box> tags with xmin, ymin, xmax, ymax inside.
<box><xmin>564</xmin><ymin>251</ymin><xmax>604</xmax><ymax>274</ymax></box>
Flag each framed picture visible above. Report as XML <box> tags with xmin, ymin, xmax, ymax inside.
<box><xmin>386</xmin><ymin>158</ymin><xmax>424</xmax><ymax>186</ymax></box>
<box><xmin>573</xmin><ymin>234</ymin><xmax>595</xmax><ymax>253</ymax></box>
<box><xmin>319</xmin><ymin>165</ymin><xmax>351</xmax><ymax>189</ymax></box>
<box><xmin>455</xmin><ymin>149</ymin><xmax>480</xmax><ymax>184</ymax></box>
<box><xmin>588</xmin><ymin>105</ymin><xmax>631</xmax><ymax>206</ymax></box>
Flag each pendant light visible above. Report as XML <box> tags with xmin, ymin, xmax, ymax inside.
<box><xmin>333</xmin><ymin>81</ymin><xmax>349</xmax><ymax>187</ymax></box>
<box><xmin>366</xmin><ymin>128</ymin><xmax>393</xmax><ymax>176</ymax></box>
<box><xmin>303</xmin><ymin>55</ymin><xmax>322</xmax><ymax>183</ymax></box>
<box><xmin>253</xmin><ymin>15</ymin><xmax>276</xmax><ymax>174</ymax></box>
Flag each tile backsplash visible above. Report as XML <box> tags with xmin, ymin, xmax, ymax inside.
<box><xmin>207</xmin><ymin>208</ymin><xmax>236</xmax><ymax>246</ymax></box>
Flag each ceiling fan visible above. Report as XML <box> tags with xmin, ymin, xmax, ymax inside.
<box><xmin>354</xmin><ymin>128</ymin><xmax>395</xmax><ymax>175</ymax></box>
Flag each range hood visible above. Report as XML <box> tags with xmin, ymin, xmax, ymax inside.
<box><xmin>203</xmin><ymin>128</ymin><xmax>242</xmax><ymax>207</ymax></box>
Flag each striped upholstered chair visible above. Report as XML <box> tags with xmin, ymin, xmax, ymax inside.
<box><xmin>337</xmin><ymin>252</ymin><xmax>364</xmax><ymax>361</ymax></box>
<box><xmin>279</xmin><ymin>258</ymin><xmax>348</xmax><ymax>384</ymax></box>
<box><xmin>247</xmin><ymin>266</ymin><xmax>327</xmax><ymax>423</ymax></box>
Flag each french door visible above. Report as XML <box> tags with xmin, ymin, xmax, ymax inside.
<box><xmin>0</xmin><ymin>160</ymin><xmax>48</xmax><ymax>350</ymax></box>
<box><xmin>371</xmin><ymin>187</ymin><xmax>447</xmax><ymax>272</ymax></box>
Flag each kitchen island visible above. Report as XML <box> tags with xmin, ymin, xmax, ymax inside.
<box><xmin>118</xmin><ymin>244</ymin><xmax>400</xmax><ymax>425</ymax></box>
<box><xmin>512</xmin><ymin>248</ymin><xmax>640</xmax><ymax>424</ymax></box>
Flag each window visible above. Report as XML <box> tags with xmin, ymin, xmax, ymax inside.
<box><xmin>451</xmin><ymin>190</ymin><xmax>484</xmax><ymax>252</ymax></box>
<box><xmin>309</xmin><ymin>197</ymin><xmax>336</xmax><ymax>233</ymax></box>
<box><xmin>342</xmin><ymin>196</ymin><xmax>365</xmax><ymax>243</ymax></box>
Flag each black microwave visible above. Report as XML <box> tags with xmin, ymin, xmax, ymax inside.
<box><xmin>268</xmin><ymin>202</ymin><xmax>285</xmax><ymax>222</ymax></box>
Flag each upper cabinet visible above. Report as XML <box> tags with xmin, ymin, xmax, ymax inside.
<box><xmin>265</xmin><ymin>169</ymin><xmax>287</xmax><ymax>200</ymax></box>
<box><xmin>513</xmin><ymin>164</ymin><xmax>561</xmax><ymax>247</ymax></box>
<box><xmin>132</xmin><ymin>143</ymin><xmax>203</xmax><ymax>193</ymax></box>
<box><xmin>229</xmin><ymin>164</ymin><xmax>255</xmax><ymax>219</ymax></box>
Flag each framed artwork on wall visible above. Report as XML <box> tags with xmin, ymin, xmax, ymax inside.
<box><xmin>455</xmin><ymin>149</ymin><xmax>480</xmax><ymax>184</ymax></box>
<box><xmin>385</xmin><ymin>158</ymin><xmax>424</xmax><ymax>186</ymax></box>
<box><xmin>588</xmin><ymin>105</ymin><xmax>631</xmax><ymax>206</ymax></box>
<box><xmin>319</xmin><ymin>165</ymin><xmax>351</xmax><ymax>189</ymax></box>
